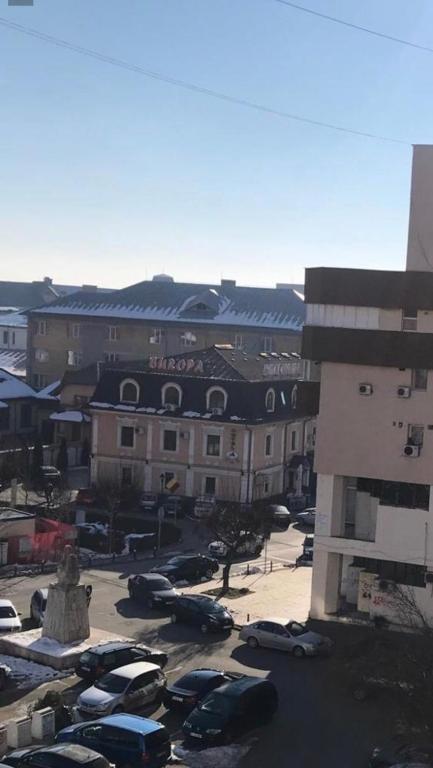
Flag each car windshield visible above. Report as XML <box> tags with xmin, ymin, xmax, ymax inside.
<box><xmin>198</xmin><ymin>692</ymin><xmax>233</xmax><ymax>716</ymax></box>
<box><xmin>167</xmin><ymin>557</ymin><xmax>187</xmax><ymax>566</ymax></box>
<box><xmin>0</xmin><ymin>606</ymin><xmax>16</xmax><ymax>619</ymax></box>
<box><xmin>176</xmin><ymin>672</ymin><xmax>212</xmax><ymax>690</ymax></box>
<box><xmin>198</xmin><ymin>598</ymin><xmax>225</xmax><ymax>614</ymax></box>
<box><xmin>95</xmin><ymin>673</ymin><xmax>128</xmax><ymax>693</ymax></box>
<box><xmin>79</xmin><ymin>652</ymin><xmax>97</xmax><ymax>666</ymax></box>
<box><xmin>149</xmin><ymin>578</ymin><xmax>171</xmax><ymax>591</ymax></box>
<box><xmin>287</xmin><ymin>621</ymin><xmax>306</xmax><ymax>636</ymax></box>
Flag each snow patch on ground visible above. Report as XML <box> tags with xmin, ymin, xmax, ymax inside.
<box><xmin>173</xmin><ymin>744</ymin><xmax>251</xmax><ymax>768</ymax></box>
<box><xmin>1</xmin><ymin>654</ymin><xmax>67</xmax><ymax>689</ymax></box>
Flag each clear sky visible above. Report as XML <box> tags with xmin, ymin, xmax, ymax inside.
<box><xmin>0</xmin><ymin>0</ymin><xmax>431</xmax><ymax>289</ymax></box>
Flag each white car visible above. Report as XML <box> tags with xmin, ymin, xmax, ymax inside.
<box><xmin>77</xmin><ymin>661</ymin><xmax>166</xmax><ymax>717</ymax></box>
<box><xmin>0</xmin><ymin>599</ymin><xmax>21</xmax><ymax>633</ymax></box>
<box><xmin>208</xmin><ymin>534</ymin><xmax>264</xmax><ymax>559</ymax></box>
<box><xmin>193</xmin><ymin>495</ymin><xmax>216</xmax><ymax>519</ymax></box>
<box><xmin>239</xmin><ymin>617</ymin><xmax>332</xmax><ymax>657</ymax></box>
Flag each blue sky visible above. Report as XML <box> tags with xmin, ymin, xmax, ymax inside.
<box><xmin>0</xmin><ymin>0</ymin><xmax>431</xmax><ymax>289</ymax></box>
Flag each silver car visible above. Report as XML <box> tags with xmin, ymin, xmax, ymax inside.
<box><xmin>239</xmin><ymin>617</ymin><xmax>332</xmax><ymax>657</ymax></box>
<box><xmin>77</xmin><ymin>661</ymin><xmax>166</xmax><ymax>717</ymax></box>
<box><xmin>296</xmin><ymin>507</ymin><xmax>316</xmax><ymax>527</ymax></box>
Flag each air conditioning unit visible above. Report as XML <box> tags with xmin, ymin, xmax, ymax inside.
<box><xmin>180</xmin><ymin>431</ymin><xmax>190</xmax><ymax>439</ymax></box>
<box><xmin>397</xmin><ymin>386</ymin><xmax>411</xmax><ymax>398</ymax></box>
<box><xmin>404</xmin><ymin>444</ymin><xmax>420</xmax><ymax>457</ymax></box>
<box><xmin>211</xmin><ymin>407</ymin><xmax>223</xmax><ymax>415</ymax></box>
<box><xmin>359</xmin><ymin>383</ymin><xmax>373</xmax><ymax>396</ymax></box>
<box><xmin>164</xmin><ymin>403</ymin><xmax>176</xmax><ymax>412</ymax></box>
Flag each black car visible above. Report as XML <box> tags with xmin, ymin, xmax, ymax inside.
<box><xmin>75</xmin><ymin>641</ymin><xmax>168</xmax><ymax>681</ymax></box>
<box><xmin>127</xmin><ymin>573</ymin><xmax>178</xmax><ymax>608</ymax></box>
<box><xmin>164</xmin><ymin>668</ymin><xmax>241</xmax><ymax>711</ymax></box>
<box><xmin>170</xmin><ymin>594</ymin><xmax>234</xmax><ymax>634</ymax></box>
<box><xmin>370</xmin><ymin>739</ymin><xmax>433</xmax><ymax>767</ymax></box>
<box><xmin>150</xmin><ymin>555</ymin><xmax>218</xmax><ymax>583</ymax></box>
<box><xmin>139</xmin><ymin>492</ymin><xmax>159</xmax><ymax>513</ymax></box>
<box><xmin>162</xmin><ymin>495</ymin><xmax>185</xmax><ymax>519</ymax></box>
<box><xmin>3</xmin><ymin>744</ymin><xmax>110</xmax><ymax>768</ymax></box>
<box><xmin>183</xmin><ymin>676</ymin><xmax>278</xmax><ymax>745</ymax></box>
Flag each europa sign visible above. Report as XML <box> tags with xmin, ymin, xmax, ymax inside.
<box><xmin>149</xmin><ymin>356</ymin><xmax>205</xmax><ymax>374</ymax></box>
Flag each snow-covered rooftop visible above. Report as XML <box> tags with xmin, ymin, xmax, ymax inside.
<box><xmin>49</xmin><ymin>410</ymin><xmax>90</xmax><ymax>423</ymax></box>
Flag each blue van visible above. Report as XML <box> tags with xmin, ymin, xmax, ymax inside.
<box><xmin>56</xmin><ymin>714</ymin><xmax>170</xmax><ymax>768</ymax></box>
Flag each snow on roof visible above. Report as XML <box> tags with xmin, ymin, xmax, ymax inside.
<box><xmin>49</xmin><ymin>410</ymin><xmax>90</xmax><ymax>423</ymax></box>
<box><xmin>0</xmin><ymin>350</ymin><xmax>27</xmax><ymax>379</ymax></box>
<box><xmin>0</xmin><ymin>369</ymin><xmax>35</xmax><ymax>400</ymax></box>
<box><xmin>0</xmin><ymin>311</ymin><xmax>27</xmax><ymax>328</ymax></box>
<box><xmin>36</xmin><ymin>380</ymin><xmax>60</xmax><ymax>400</ymax></box>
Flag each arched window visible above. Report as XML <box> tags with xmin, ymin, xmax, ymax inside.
<box><xmin>207</xmin><ymin>386</ymin><xmax>227</xmax><ymax>414</ymax></box>
<box><xmin>265</xmin><ymin>388</ymin><xmax>275</xmax><ymax>413</ymax></box>
<box><xmin>162</xmin><ymin>383</ymin><xmax>182</xmax><ymax>409</ymax></box>
<box><xmin>120</xmin><ymin>379</ymin><xmax>139</xmax><ymax>404</ymax></box>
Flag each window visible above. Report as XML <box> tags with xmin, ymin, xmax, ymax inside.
<box><xmin>262</xmin><ymin>336</ymin><xmax>273</xmax><ymax>353</ymax></box>
<box><xmin>35</xmin><ymin>349</ymin><xmax>49</xmax><ymax>363</ymax></box>
<box><xmin>108</xmin><ymin>325</ymin><xmax>120</xmax><ymax>342</ymax></box>
<box><xmin>37</xmin><ymin>320</ymin><xmax>47</xmax><ymax>336</ymax></box>
<box><xmin>412</xmin><ymin>369</ymin><xmax>428</xmax><ymax>390</ymax></box>
<box><xmin>18</xmin><ymin>537</ymin><xmax>32</xmax><ymax>554</ymax></box>
<box><xmin>181</xmin><ymin>331</ymin><xmax>197</xmax><ymax>347</ymax></box>
<box><xmin>408</xmin><ymin>424</ymin><xmax>424</xmax><ymax>446</ymax></box>
<box><xmin>20</xmin><ymin>404</ymin><xmax>32</xmax><ymax>429</ymax></box>
<box><xmin>402</xmin><ymin>309</ymin><xmax>417</xmax><ymax>331</ymax></box>
<box><xmin>263</xmin><ymin>477</ymin><xmax>271</xmax><ymax>496</ymax></box>
<box><xmin>72</xmin><ymin>324</ymin><xmax>80</xmax><ymax>339</ymax></box>
<box><xmin>206</xmin><ymin>434</ymin><xmax>221</xmax><ymax>457</ymax></box>
<box><xmin>120</xmin><ymin>425</ymin><xmax>135</xmax><ymax>448</ymax></box>
<box><xmin>234</xmin><ymin>334</ymin><xmax>243</xmax><ymax>350</ymax></box>
<box><xmin>265</xmin><ymin>433</ymin><xmax>273</xmax><ymax>457</ymax></box>
<box><xmin>104</xmin><ymin>352</ymin><xmax>120</xmax><ymax>363</ymax></box>
<box><xmin>150</xmin><ymin>327</ymin><xmax>164</xmax><ymax>345</ymax></box>
<box><xmin>204</xmin><ymin>476</ymin><xmax>216</xmax><ymax>495</ymax></box>
<box><xmin>265</xmin><ymin>389</ymin><xmax>275</xmax><ymax>412</ymax></box>
<box><xmin>121</xmin><ymin>466</ymin><xmax>133</xmax><ymax>486</ymax></box>
<box><xmin>2</xmin><ymin>331</ymin><xmax>8</xmax><ymax>345</ymax></box>
<box><xmin>120</xmin><ymin>379</ymin><xmax>139</xmax><ymax>403</ymax></box>
<box><xmin>291</xmin><ymin>430</ymin><xmax>297</xmax><ymax>451</ymax></box>
<box><xmin>0</xmin><ymin>408</ymin><xmax>10</xmax><ymax>431</ymax></box>
<box><xmin>163</xmin><ymin>429</ymin><xmax>177</xmax><ymax>452</ymax></box>
<box><xmin>67</xmin><ymin>350</ymin><xmax>83</xmax><ymax>367</ymax></box>
<box><xmin>11</xmin><ymin>331</ymin><xmax>15</xmax><ymax>345</ymax></box>
<box><xmin>162</xmin><ymin>383</ymin><xmax>182</xmax><ymax>408</ymax></box>
<box><xmin>33</xmin><ymin>374</ymin><xmax>47</xmax><ymax>389</ymax></box>
<box><xmin>207</xmin><ymin>387</ymin><xmax>227</xmax><ymax>414</ymax></box>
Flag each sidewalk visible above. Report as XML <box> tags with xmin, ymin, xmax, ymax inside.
<box><xmin>188</xmin><ymin>563</ymin><xmax>313</xmax><ymax>626</ymax></box>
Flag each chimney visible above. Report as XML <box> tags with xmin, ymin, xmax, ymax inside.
<box><xmin>43</xmin><ymin>276</ymin><xmax>53</xmax><ymax>285</ymax></box>
<box><xmin>220</xmin><ymin>279</ymin><xmax>236</xmax><ymax>288</ymax></box>
<box><xmin>81</xmin><ymin>284</ymin><xmax>98</xmax><ymax>292</ymax></box>
<box><xmin>406</xmin><ymin>145</ymin><xmax>433</xmax><ymax>272</ymax></box>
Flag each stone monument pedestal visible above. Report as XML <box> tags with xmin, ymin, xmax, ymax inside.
<box><xmin>42</xmin><ymin>583</ymin><xmax>90</xmax><ymax>644</ymax></box>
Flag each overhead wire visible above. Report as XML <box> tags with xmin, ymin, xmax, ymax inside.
<box><xmin>0</xmin><ymin>14</ymin><xmax>409</xmax><ymax>146</ymax></box>
<box><xmin>274</xmin><ymin>0</ymin><xmax>433</xmax><ymax>55</ymax></box>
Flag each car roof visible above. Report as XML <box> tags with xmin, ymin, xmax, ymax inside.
<box><xmin>181</xmin><ymin>593</ymin><xmax>216</xmax><ymax>603</ymax></box>
<box><xmin>0</xmin><ymin>599</ymin><xmax>14</xmax><ymax>607</ymax></box>
<box><xmin>39</xmin><ymin>744</ymin><xmax>100</xmax><ymax>761</ymax></box>
<box><xmin>252</xmin><ymin>617</ymin><xmax>294</xmax><ymax>625</ymax></box>
<box><xmin>100</xmin><ymin>714</ymin><xmax>164</xmax><ymax>735</ymax></box>
<box><xmin>215</xmin><ymin>675</ymin><xmax>269</xmax><ymax>697</ymax></box>
<box><xmin>177</xmin><ymin>668</ymin><xmax>223</xmax><ymax>681</ymax></box>
<box><xmin>136</xmin><ymin>573</ymin><xmax>170</xmax><ymax>581</ymax></box>
<box><xmin>269</xmin><ymin>505</ymin><xmax>290</xmax><ymax>514</ymax></box>
<box><xmin>107</xmin><ymin>661</ymin><xmax>159</xmax><ymax>678</ymax></box>
<box><xmin>88</xmin><ymin>641</ymin><xmax>135</xmax><ymax>655</ymax></box>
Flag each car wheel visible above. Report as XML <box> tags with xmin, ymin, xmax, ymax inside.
<box><xmin>170</xmin><ymin>613</ymin><xmax>177</xmax><ymax>623</ymax></box>
<box><xmin>200</xmin><ymin>623</ymin><xmax>209</xmax><ymax>634</ymax></box>
<box><xmin>247</xmin><ymin>636</ymin><xmax>259</xmax><ymax>649</ymax></box>
<box><xmin>205</xmin><ymin>569</ymin><xmax>213</xmax><ymax>580</ymax></box>
<box><xmin>292</xmin><ymin>645</ymin><xmax>305</xmax><ymax>658</ymax></box>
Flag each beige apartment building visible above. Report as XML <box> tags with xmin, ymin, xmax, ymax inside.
<box><xmin>26</xmin><ymin>276</ymin><xmax>305</xmax><ymax>389</ymax></box>
<box><xmin>87</xmin><ymin>346</ymin><xmax>318</xmax><ymax>503</ymax></box>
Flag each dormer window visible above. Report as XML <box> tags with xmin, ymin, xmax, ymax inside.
<box><xmin>120</xmin><ymin>379</ymin><xmax>139</xmax><ymax>404</ymax></box>
<box><xmin>207</xmin><ymin>386</ymin><xmax>227</xmax><ymax>415</ymax></box>
<box><xmin>181</xmin><ymin>331</ymin><xmax>197</xmax><ymax>347</ymax></box>
<box><xmin>162</xmin><ymin>383</ymin><xmax>182</xmax><ymax>410</ymax></box>
<box><xmin>265</xmin><ymin>388</ymin><xmax>275</xmax><ymax>413</ymax></box>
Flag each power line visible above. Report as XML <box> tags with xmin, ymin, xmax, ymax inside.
<box><xmin>274</xmin><ymin>0</ymin><xmax>433</xmax><ymax>55</ymax></box>
<box><xmin>0</xmin><ymin>15</ymin><xmax>409</xmax><ymax>146</ymax></box>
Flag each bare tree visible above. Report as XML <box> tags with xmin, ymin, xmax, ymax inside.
<box><xmin>94</xmin><ymin>476</ymin><xmax>141</xmax><ymax>553</ymax></box>
<box><xmin>207</xmin><ymin>501</ymin><xmax>262</xmax><ymax>590</ymax></box>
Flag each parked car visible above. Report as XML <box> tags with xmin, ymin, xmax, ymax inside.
<box><xmin>0</xmin><ymin>599</ymin><xmax>21</xmax><ymax>633</ymax></box>
<box><xmin>193</xmin><ymin>495</ymin><xmax>216</xmax><ymax>519</ymax></box>
<box><xmin>75</xmin><ymin>642</ymin><xmax>168</xmax><ymax>681</ymax></box>
<box><xmin>170</xmin><ymin>594</ymin><xmax>234</xmax><ymax>634</ymax></box>
<box><xmin>296</xmin><ymin>507</ymin><xmax>316</xmax><ymax>527</ymax></box>
<box><xmin>239</xmin><ymin>617</ymin><xmax>332</xmax><ymax>657</ymax></box>
<box><xmin>182</xmin><ymin>676</ymin><xmax>278</xmax><ymax>745</ymax></box>
<box><xmin>208</xmin><ymin>533</ymin><xmax>264</xmax><ymax>559</ymax></box>
<box><xmin>127</xmin><ymin>573</ymin><xmax>178</xmax><ymax>608</ymax></box>
<box><xmin>267</xmin><ymin>504</ymin><xmax>291</xmax><ymax>530</ymax></box>
<box><xmin>302</xmin><ymin>535</ymin><xmax>314</xmax><ymax>561</ymax></box>
<box><xmin>41</xmin><ymin>465</ymin><xmax>62</xmax><ymax>482</ymax></box>
<box><xmin>30</xmin><ymin>588</ymin><xmax>48</xmax><ymax>626</ymax></box>
<box><xmin>164</xmin><ymin>668</ymin><xmax>242</xmax><ymax>712</ymax></box>
<box><xmin>3</xmin><ymin>744</ymin><xmax>111</xmax><ymax>768</ymax></box>
<box><xmin>77</xmin><ymin>661</ymin><xmax>166</xmax><ymax>717</ymax></box>
<box><xmin>286</xmin><ymin>494</ymin><xmax>306</xmax><ymax>512</ymax></box>
<box><xmin>370</xmin><ymin>739</ymin><xmax>433</xmax><ymax>767</ymax></box>
<box><xmin>162</xmin><ymin>495</ymin><xmax>185</xmax><ymax>518</ymax></box>
<box><xmin>139</xmin><ymin>492</ymin><xmax>159</xmax><ymax>513</ymax></box>
<box><xmin>150</xmin><ymin>554</ymin><xmax>218</xmax><ymax>583</ymax></box>
<box><xmin>56</xmin><ymin>714</ymin><xmax>171</xmax><ymax>768</ymax></box>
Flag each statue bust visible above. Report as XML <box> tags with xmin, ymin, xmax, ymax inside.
<box><xmin>56</xmin><ymin>545</ymin><xmax>80</xmax><ymax>588</ymax></box>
